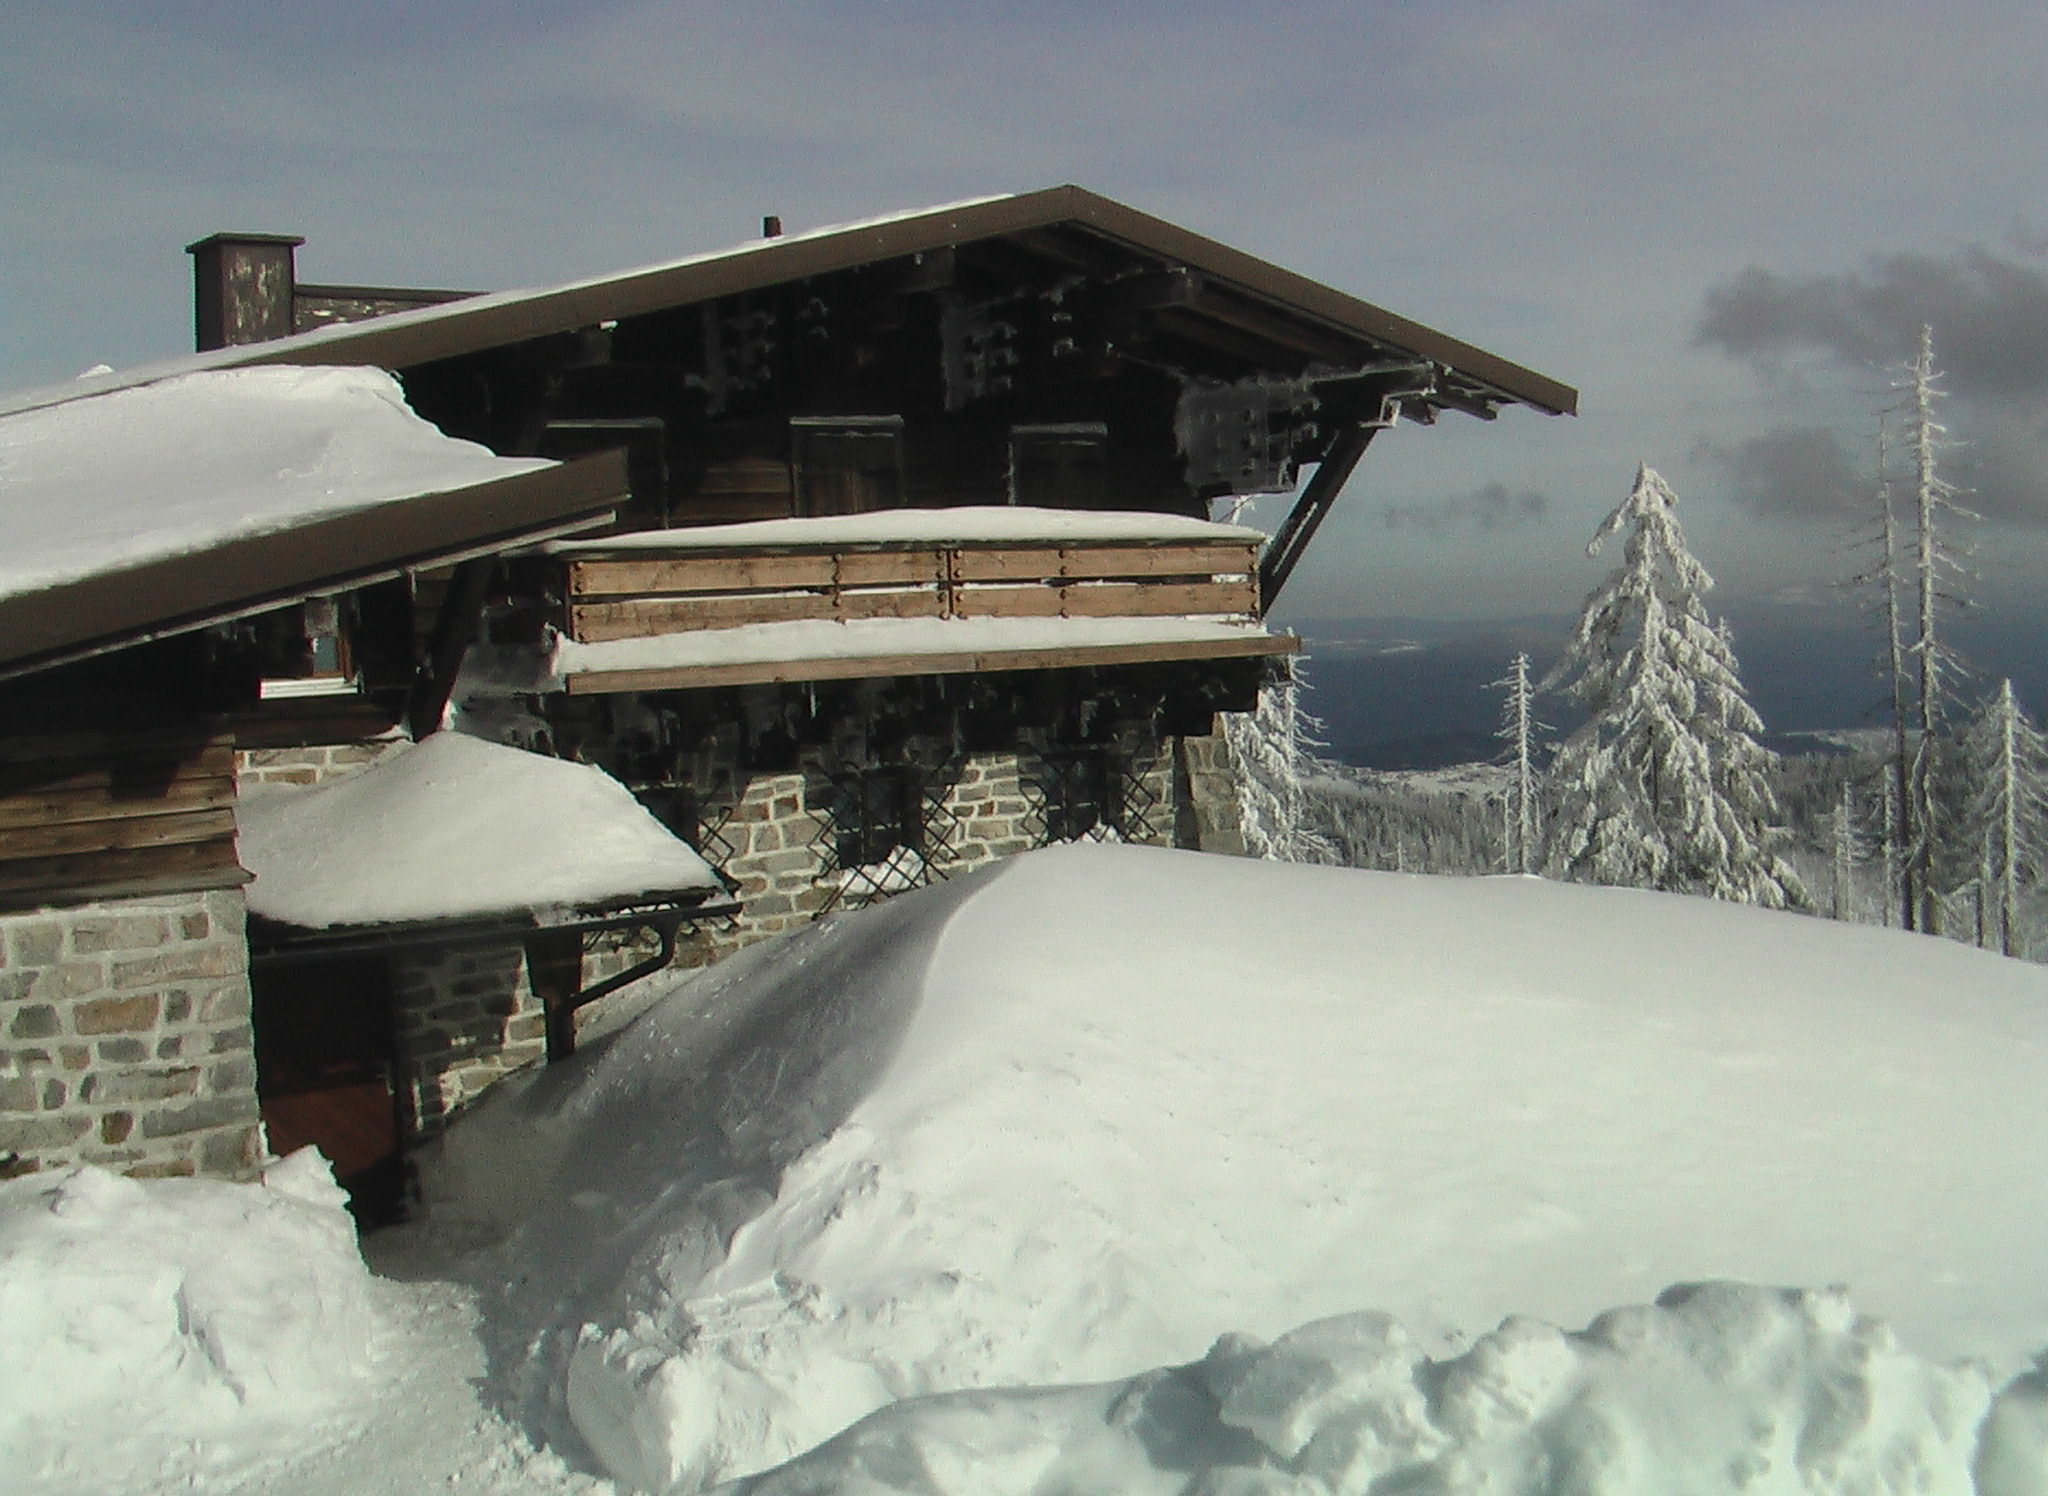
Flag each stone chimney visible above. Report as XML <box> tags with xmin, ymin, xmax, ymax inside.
<box><xmin>185</xmin><ymin>233</ymin><xmax>304</xmax><ymax>351</ymax></box>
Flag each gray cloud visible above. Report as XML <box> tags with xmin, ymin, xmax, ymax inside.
<box><xmin>1695</xmin><ymin>244</ymin><xmax>2048</xmax><ymax>404</ymax></box>
<box><xmin>1694</xmin><ymin>426</ymin><xmax>1865</xmax><ymax>524</ymax></box>
<box><xmin>1695</xmin><ymin>243</ymin><xmax>2048</xmax><ymax>525</ymax></box>
<box><xmin>1384</xmin><ymin>483</ymin><xmax>1549</xmax><ymax>534</ymax></box>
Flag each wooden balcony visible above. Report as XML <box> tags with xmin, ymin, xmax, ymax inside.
<box><xmin>528</xmin><ymin>513</ymin><xmax>1298</xmax><ymax>695</ymax></box>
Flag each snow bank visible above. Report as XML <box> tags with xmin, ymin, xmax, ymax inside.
<box><xmin>0</xmin><ymin>365</ymin><xmax>550</xmax><ymax>600</ymax></box>
<box><xmin>449</xmin><ymin>845</ymin><xmax>2048</xmax><ymax>1490</ymax></box>
<box><xmin>238</xmin><ymin>730</ymin><xmax>719</xmax><ymax>928</ymax></box>
<box><xmin>0</xmin><ymin>1150</ymin><xmax>384</xmax><ymax>1487</ymax></box>
<box><xmin>548</xmin><ymin>505</ymin><xmax>1265</xmax><ymax>550</ymax></box>
<box><xmin>730</xmin><ymin>1283</ymin><xmax>2048</xmax><ymax>1496</ymax></box>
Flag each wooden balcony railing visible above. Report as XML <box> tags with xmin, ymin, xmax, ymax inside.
<box><xmin>562</xmin><ymin>538</ymin><xmax>1264</xmax><ymax>645</ymax></box>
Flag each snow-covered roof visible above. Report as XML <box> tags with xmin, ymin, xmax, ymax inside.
<box><xmin>548</xmin><ymin>506</ymin><xmax>1265</xmax><ymax>552</ymax></box>
<box><xmin>236</xmin><ymin>732</ymin><xmax>720</xmax><ymax>930</ymax></box>
<box><xmin>0</xmin><ymin>366</ymin><xmax>551</xmax><ymax>603</ymax></box>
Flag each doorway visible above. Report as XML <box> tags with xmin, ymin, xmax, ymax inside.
<box><xmin>251</xmin><ymin>954</ymin><xmax>406</xmax><ymax>1227</ymax></box>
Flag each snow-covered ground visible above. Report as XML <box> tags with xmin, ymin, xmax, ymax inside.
<box><xmin>8</xmin><ymin>846</ymin><xmax>2048</xmax><ymax>1494</ymax></box>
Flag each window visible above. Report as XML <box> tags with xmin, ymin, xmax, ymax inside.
<box><xmin>1009</xmin><ymin>423</ymin><xmax>1108</xmax><ymax>508</ymax></box>
<box><xmin>791</xmin><ymin>416</ymin><xmax>905</xmax><ymax>516</ymax></box>
<box><xmin>255</xmin><ymin>596</ymin><xmax>357</xmax><ymax>700</ymax></box>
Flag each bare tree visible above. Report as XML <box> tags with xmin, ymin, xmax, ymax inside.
<box><xmin>1489</xmin><ymin>652</ymin><xmax>1544</xmax><ymax>874</ymax></box>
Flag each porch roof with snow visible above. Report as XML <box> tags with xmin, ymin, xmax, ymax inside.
<box><xmin>235</xmin><ymin>731</ymin><xmax>724</xmax><ymax>933</ymax></box>
<box><xmin>0</xmin><ymin>366</ymin><xmax>626</xmax><ymax>679</ymax></box>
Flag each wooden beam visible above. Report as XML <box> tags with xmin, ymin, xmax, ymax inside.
<box><xmin>0</xmin><ymin>773</ymin><xmax>235</xmax><ymax>831</ymax></box>
<box><xmin>1259</xmin><ymin>423</ymin><xmax>1380</xmax><ymax>607</ymax></box>
<box><xmin>952</xmin><ymin>581</ymin><xmax>1256</xmax><ymax>619</ymax></box>
<box><xmin>0</xmin><ymin>806</ymin><xmax>239</xmax><ymax>861</ymax></box>
<box><xmin>561</xmin><ymin>632</ymin><xmax>1299</xmax><ymax>694</ymax></box>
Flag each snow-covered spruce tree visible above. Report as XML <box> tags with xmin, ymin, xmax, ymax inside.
<box><xmin>1960</xmin><ymin>679</ymin><xmax>2048</xmax><ymax>957</ymax></box>
<box><xmin>1489</xmin><ymin>652</ymin><xmax>1545</xmax><ymax>874</ymax></box>
<box><xmin>1224</xmin><ymin>657</ymin><xmax>1336</xmax><ymax>863</ymax></box>
<box><xmin>1543</xmin><ymin>464</ymin><xmax>1806</xmax><ymax>907</ymax></box>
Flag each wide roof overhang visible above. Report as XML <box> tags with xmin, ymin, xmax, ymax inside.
<box><xmin>8</xmin><ymin>186</ymin><xmax>1576</xmax><ymax>424</ymax></box>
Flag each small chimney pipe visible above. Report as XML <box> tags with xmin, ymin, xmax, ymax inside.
<box><xmin>762</xmin><ymin>215</ymin><xmax>783</xmax><ymax>239</ymax></box>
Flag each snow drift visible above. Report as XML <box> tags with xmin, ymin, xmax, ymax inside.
<box><xmin>728</xmin><ymin>1284</ymin><xmax>2048</xmax><ymax>1496</ymax></box>
<box><xmin>434</xmin><ymin>844</ymin><xmax>2048</xmax><ymax>1491</ymax></box>
<box><xmin>0</xmin><ymin>1150</ymin><xmax>384</xmax><ymax>1489</ymax></box>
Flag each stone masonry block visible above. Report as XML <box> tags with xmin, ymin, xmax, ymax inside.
<box><xmin>179</xmin><ymin>912</ymin><xmax>211</xmax><ymax>941</ymax></box>
<box><xmin>70</xmin><ymin>915</ymin><xmax>169</xmax><ymax>954</ymax></box>
<box><xmin>100</xmin><ymin>1111</ymin><xmax>134</xmax><ymax>1144</ymax></box>
<box><xmin>9</xmin><ymin>1006</ymin><xmax>58</xmax><ymax>1040</ymax></box>
<box><xmin>0</xmin><ymin>1077</ymin><xmax>38</xmax><ymax>1112</ymax></box>
<box><xmin>200</xmin><ymin>1125</ymin><xmax>264</xmax><ymax>1176</ymax></box>
<box><xmin>33</xmin><ymin>963</ymin><xmax>105</xmax><ymax>1001</ymax></box>
<box><xmin>0</xmin><ymin>1114</ymin><xmax>89</xmax><ymax>1150</ymax></box>
<box><xmin>140</xmin><ymin>1093</ymin><xmax>260</xmax><ymax>1139</ymax></box>
<box><xmin>95</xmin><ymin>1038</ymin><xmax>149</xmax><ymax>1063</ymax></box>
<box><xmin>207</xmin><ymin>1057</ymin><xmax>255</xmax><ymax>1094</ymax></box>
<box><xmin>111</xmin><ymin>945</ymin><xmax>240</xmax><ymax>991</ymax></box>
<box><xmin>87</xmin><ymin>1067</ymin><xmax>201</xmax><ymax>1105</ymax></box>
<box><xmin>10</xmin><ymin>925</ymin><xmax>62</xmax><ymax>968</ymax></box>
<box><xmin>127</xmin><ymin>1159</ymin><xmax>198</xmax><ymax>1179</ymax></box>
<box><xmin>198</xmin><ymin>985</ymin><xmax>251</xmax><ymax>1023</ymax></box>
<box><xmin>206</xmin><ymin>1025</ymin><xmax>251</xmax><ymax>1054</ymax></box>
<box><xmin>75</xmin><ymin>994</ymin><xmax>159</xmax><ymax>1034</ymax></box>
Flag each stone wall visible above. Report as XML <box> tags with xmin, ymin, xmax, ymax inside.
<box><xmin>235</xmin><ymin>740</ymin><xmax>398</xmax><ymax>787</ymax></box>
<box><xmin>0</xmin><ymin>888</ymin><xmax>263</xmax><ymax>1179</ymax></box>
<box><xmin>388</xmin><ymin>944</ymin><xmax>547</xmax><ymax>1144</ymax></box>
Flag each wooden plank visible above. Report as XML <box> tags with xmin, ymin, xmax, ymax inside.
<box><xmin>953</xmin><ymin>581</ymin><xmax>1256</xmax><ymax>620</ymax></box>
<box><xmin>1053</xmin><ymin>543</ymin><xmax>1259</xmax><ymax>580</ymax></box>
<box><xmin>694</xmin><ymin>456</ymin><xmax>792</xmax><ymax>496</ymax></box>
<box><xmin>572</xmin><ymin>592</ymin><xmax>832</xmax><ymax>640</ymax></box>
<box><xmin>947</xmin><ymin>543</ymin><xmax>1256</xmax><ymax>582</ymax></box>
<box><xmin>0</xmin><ymin>806</ymin><xmax>240</xmax><ymax>861</ymax></box>
<box><xmin>0</xmin><ymin>753</ymin><xmax>232</xmax><ymax>800</ymax></box>
<box><xmin>0</xmin><ymin>773</ymin><xmax>235</xmax><ymax>831</ymax></box>
<box><xmin>570</xmin><ymin>550</ymin><xmax>943</xmax><ymax>597</ymax></box>
<box><xmin>573</xmin><ymin>554</ymin><xmax>835</xmax><ymax>596</ymax></box>
<box><xmin>0</xmin><ymin>728</ymin><xmax>230</xmax><ymax>769</ymax></box>
<box><xmin>562</xmin><ymin>632</ymin><xmax>1300</xmax><ymax>695</ymax></box>
<box><xmin>0</xmin><ymin>837</ymin><xmax>245</xmax><ymax>904</ymax></box>
<box><xmin>573</xmin><ymin>586</ymin><xmax>954</xmax><ymax>640</ymax></box>
<box><xmin>834</xmin><ymin>589</ymin><xmax>948</xmax><ymax>623</ymax></box>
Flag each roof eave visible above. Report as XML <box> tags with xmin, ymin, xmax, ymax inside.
<box><xmin>0</xmin><ymin>449</ymin><xmax>629</xmax><ymax>682</ymax></box>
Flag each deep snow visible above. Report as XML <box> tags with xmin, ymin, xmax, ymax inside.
<box><xmin>10</xmin><ymin>847</ymin><xmax>2048</xmax><ymax>1494</ymax></box>
<box><xmin>428</xmin><ymin>845</ymin><xmax>2048</xmax><ymax>1491</ymax></box>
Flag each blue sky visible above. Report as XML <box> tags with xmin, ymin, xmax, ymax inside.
<box><xmin>7</xmin><ymin>1</ymin><xmax>2048</xmax><ymax>621</ymax></box>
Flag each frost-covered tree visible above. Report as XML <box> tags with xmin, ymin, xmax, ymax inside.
<box><xmin>1828</xmin><ymin>781</ymin><xmax>1867</xmax><ymax>923</ymax></box>
<box><xmin>1850</xmin><ymin>418</ymin><xmax>1918</xmax><ymax>928</ymax></box>
<box><xmin>1224</xmin><ymin>659</ymin><xmax>1336</xmax><ymax>864</ymax></box>
<box><xmin>1895</xmin><ymin>326</ymin><xmax>1978</xmax><ymax>931</ymax></box>
<box><xmin>1489</xmin><ymin>652</ymin><xmax>1545</xmax><ymax>874</ymax></box>
<box><xmin>1543</xmin><ymin>464</ymin><xmax>1806</xmax><ymax>907</ymax></box>
<box><xmin>1960</xmin><ymin>679</ymin><xmax>2048</xmax><ymax>957</ymax></box>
